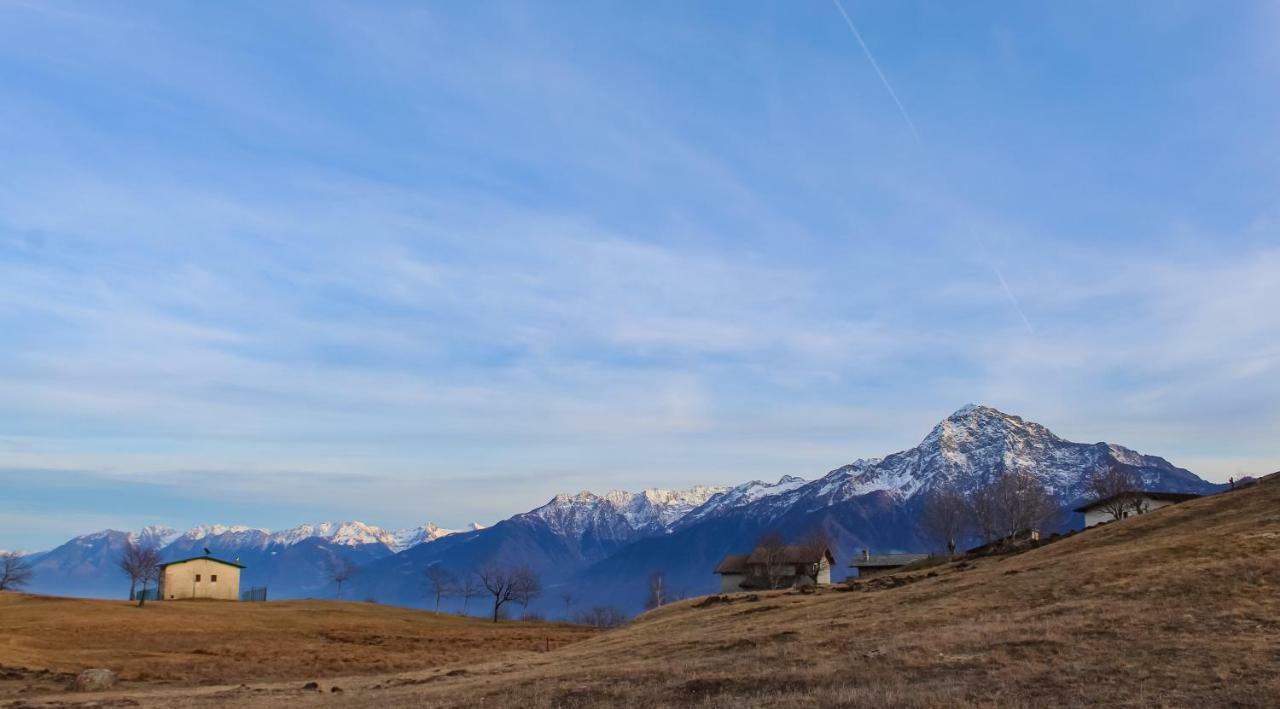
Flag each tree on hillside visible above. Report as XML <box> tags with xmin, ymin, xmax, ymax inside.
<box><xmin>793</xmin><ymin>527</ymin><xmax>833</xmax><ymax>585</ymax></box>
<box><xmin>966</xmin><ymin>479</ymin><xmax>1002</xmax><ymax>544</ymax></box>
<box><xmin>118</xmin><ymin>540</ymin><xmax>145</xmax><ymax>600</ymax></box>
<box><xmin>753</xmin><ymin>532</ymin><xmax>789</xmax><ymax>589</ymax></box>
<box><xmin>0</xmin><ymin>551</ymin><xmax>32</xmax><ymax>592</ymax></box>
<box><xmin>798</xmin><ymin>527</ymin><xmax>832</xmax><ymax>557</ymax></box>
<box><xmin>1086</xmin><ymin>465</ymin><xmax>1142</xmax><ymax>522</ymax></box>
<box><xmin>644</xmin><ymin>570</ymin><xmax>667</xmax><ymax>610</ymax></box>
<box><xmin>132</xmin><ymin>546</ymin><xmax>162</xmax><ymax>607</ymax></box>
<box><xmin>559</xmin><ymin>590</ymin><xmax>575</xmax><ymax>619</ymax></box>
<box><xmin>475</xmin><ymin>564</ymin><xmax>541</xmax><ymax>623</ymax></box>
<box><xmin>992</xmin><ymin>470</ymin><xmax>1056</xmax><ymax>540</ymax></box>
<box><xmin>423</xmin><ymin>564</ymin><xmax>457</xmax><ymax>612</ymax></box>
<box><xmin>118</xmin><ymin>541</ymin><xmax>161</xmax><ymax>604</ymax></box>
<box><xmin>513</xmin><ymin>567</ymin><xmax>541</xmax><ymax>611</ymax></box>
<box><xmin>324</xmin><ymin>554</ymin><xmax>359</xmax><ymax>599</ymax></box>
<box><xmin>459</xmin><ymin>574</ymin><xmax>480</xmax><ymax>615</ymax></box>
<box><xmin>922</xmin><ymin>484</ymin><xmax>968</xmax><ymax>557</ymax></box>
<box><xmin>575</xmin><ymin>606</ymin><xmax>628</xmax><ymax>628</ymax></box>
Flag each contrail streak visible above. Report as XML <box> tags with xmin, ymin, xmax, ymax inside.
<box><xmin>829</xmin><ymin>0</ymin><xmax>1037</xmax><ymax>336</ymax></box>
<box><xmin>829</xmin><ymin>0</ymin><xmax>922</xmax><ymax>147</ymax></box>
<box><xmin>992</xmin><ymin>264</ymin><xmax>1034</xmax><ymax>334</ymax></box>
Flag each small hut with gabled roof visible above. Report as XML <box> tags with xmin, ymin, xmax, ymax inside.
<box><xmin>714</xmin><ymin>545</ymin><xmax>834</xmax><ymax>592</ymax></box>
<box><xmin>158</xmin><ymin>553</ymin><xmax>245</xmax><ymax>601</ymax></box>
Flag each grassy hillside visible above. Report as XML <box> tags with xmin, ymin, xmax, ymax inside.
<box><xmin>0</xmin><ymin>595</ymin><xmax>595</xmax><ymax>698</ymax></box>
<box><xmin>314</xmin><ymin>474</ymin><xmax>1280</xmax><ymax>708</ymax></box>
<box><xmin>4</xmin><ymin>477</ymin><xmax>1277</xmax><ymax>707</ymax></box>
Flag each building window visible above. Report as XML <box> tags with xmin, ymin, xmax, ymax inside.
<box><xmin>211</xmin><ymin>574</ymin><xmax>218</xmax><ymax>582</ymax></box>
<box><xmin>195</xmin><ymin>574</ymin><xmax>202</xmax><ymax>582</ymax></box>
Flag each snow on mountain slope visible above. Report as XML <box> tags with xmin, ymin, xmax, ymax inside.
<box><xmin>177</xmin><ymin>525</ymin><xmax>271</xmax><ymax>550</ymax></box>
<box><xmin>389</xmin><ymin>522</ymin><xmax>486</xmax><ymax>552</ymax></box>
<box><xmin>527</xmin><ymin>485</ymin><xmax>728</xmax><ymax>540</ymax></box>
<box><xmin>269</xmin><ymin>521</ymin><xmax>396</xmax><ymax>548</ymax></box>
<box><xmin>568</xmin><ymin>405</ymin><xmax>1225</xmax><ymax>614</ymax></box>
<box><xmin>65</xmin><ymin>526</ymin><xmax>183</xmax><ymax>549</ymax></box>
<box><xmin>700</xmin><ymin>404</ymin><xmax>1221</xmax><ymax>522</ymax></box>
<box><xmin>167</xmin><ymin>520</ymin><xmax>488</xmax><ymax>553</ymax></box>
<box><xmin>677</xmin><ymin>475</ymin><xmax>808</xmax><ymax>528</ymax></box>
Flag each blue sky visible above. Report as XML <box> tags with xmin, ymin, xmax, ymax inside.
<box><xmin>2</xmin><ymin>1</ymin><xmax>1278</xmax><ymax>550</ymax></box>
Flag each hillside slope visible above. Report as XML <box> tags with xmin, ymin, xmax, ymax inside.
<box><xmin>6</xmin><ymin>478</ymin><xmax>1276</xmax><ymax>707</ymax></box>
<box><xmin>0</xmin><ymin>596</ymin><xmax>595</xmax><ymax>699</ymax></box>
<box><xmin>293</xmin><ymin>476</ymin><xmax>1280</xmax><ymax>707</ymax></box>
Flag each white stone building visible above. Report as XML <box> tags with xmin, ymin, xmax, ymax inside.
<box><xmin>1074</xmin><ymin>491</ymin><xmax>1202</xmax><ymax>529</ymax></box>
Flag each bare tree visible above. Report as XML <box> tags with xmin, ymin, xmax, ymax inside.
<box><xmin>922</xmin><ymin>484</ymin><xmax>968</xmax><ymax>557</ymax></box>
<box><xmin>423</xmin><ymin>564</ymin><xmax>456</xmax><ymax>612</ymax></box>
<box><xmin>1127</xmin><ymin>495</ymin><xmax>1152</xmax><ymax>516</ymax></box>
<box><xmin>324</xmin><ymin>554</ymin><xmax>359</xmax><ymax>599</ymax></box>
<box><xmin>475</xmin><ymin>564</ymin><xmax>541</xmax><ymax>623</ymax></box>
<box><xmin>118</xmin><ymin>540</ymin><xmax>145</xmax><ymax>600</ymax></box>
<box><xmin>993</xmin><ymin>470</ymin><xmax>1055</xmax><ymax>540</ymax></box>
<box><xmin>644</xmin><ymin>570</ymin><xmax>667</xmax><ymax>610</ymax></box>
<box><xmin>575</xmin><ymin>606</ymin><xmax>628</xmax><ymax>628</ymax></box>
<box><xmin>118</xmin><ymin>541</ymin><xmax>161</xmax><ymax>604</ymax></box>
<box><xmin>797</xmin><ymin>527</ymin><xmax>833</xmax><ymax>583</ymax></box>
<box><xmin>753</xmin><ymin>532</ymin><xmax>789</xmax><ymax>589</ymax></box>
<box><xmin>0</xmin><ymin>551</ymin><xmax>33</xmax><ymax>592</ymax></box>
<box><xmin>966</xmin><ymin>480</ymin><xmax>1001</xmax><ymax>544</ymax></box>
<box><xmin>1086</xmin><ymin>465</ymin><xmax>1141</xmax><ymax>522</ymax></box>
<box><xmin>512</xmin><ymin>566</ymin><xmax>541</xmax><ymax>610</ymax></box>
<box><xmin>559</xmin><ymin>590</ymin><xmax>575</xmax><ymax>618</ymax></box>
<box><xmin>133</xmin><ymin>546</ymin><xmax>162</xmax><ymax>607</ymax></box>
<box><xmin>459</xmin><ymin>574</ymin><xmax>480</xmax><ymax>615</ymax></box>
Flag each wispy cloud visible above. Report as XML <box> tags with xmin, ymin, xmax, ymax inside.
<box><xmin>0</xmin><ymin>1</ymin><xmax>1277</xmax><ymax>548</ymax></box>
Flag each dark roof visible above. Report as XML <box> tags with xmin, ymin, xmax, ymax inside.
<box><xmin>745</xmin><ymin>545</ymin><xmax>834</xmax><ymax>566</ymax></box>
<box><xmin>849</xmin><ymin>553</ymin><xmax>929</xmax><ymax>569</ymax></box>
<box><xmin>716</xmin><ymin>546</ymin><xmax>834</xmax><ymax>574</ymax></box>
<box><xmin>714</xmin><ymin>554</ymin><xmax>750</xmax><ymax>575</ymax></box>
<box><xmin>1073</xmin><ymin>491</ymin><xmax>1201</xmax><ymax>513</ymax></box>
<box><xmin>159</xmin><ymin>555</ymin><xmax>246</xmax><ymax>569</ymax></box>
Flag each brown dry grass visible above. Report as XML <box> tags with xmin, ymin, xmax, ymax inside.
<box><xmin>0</xmin><ymin>595</ymin><xmax>595</xmax><ymax>700</ymax></box>
<box><xmin>5</xmin><ymin>478</ymin><xmax>1279</xmax><ymax>707</ymax></box>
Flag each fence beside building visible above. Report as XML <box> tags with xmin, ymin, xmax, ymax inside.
<box><xmin>241</xmin><ymin>586</ymin><xmax>268</xmax><ymax>602</ymax></box>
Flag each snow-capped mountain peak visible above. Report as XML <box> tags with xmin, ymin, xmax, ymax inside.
<box><xmin>530</xmin><ymin>484</ymin><xmax>729</xmax><ymax>540</ymax></box>
<box><xmin>676</xmin><ymin>475</ymin><xmax>810</xmax><ymax>527</ymax></box>
<box><xmin>68</xmin><ymin>526</ymin><xmax>183</xmax><ymax>549</ymax></box>
<box><xmin>183</xmin><ymin>524</ymin><xmax>262</xmax><ymax>539</ymax></box>
<box><xmin>163</xmin><ymin>519</ymin><xmax>489</xmax><ymax>554</ymax></box>
<box><xmin>389</xmin><ymin>522</ymin><xmax>485</xmax><ymax>552</ymax></box>
<box><xmin>735</xmin><ymin>404</ymin><xmax>1219</xmax><ymax>516</ymax></box>
<box><xmin>267</xmin><ymin>521</ymin><xmax>396</xmax><ymax>548</ymax></box>
<box><xmin>133</xmin><ymin>525</ymin><xmax>182</xmax><ymax>548</ymax></box>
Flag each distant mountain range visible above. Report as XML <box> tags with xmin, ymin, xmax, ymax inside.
<box><xmin>15</xmin><ymin>405</ymin><xmax>1224</xmax><ymax>613</ymax></box>
<box><xmin>19</xmin><ymin>521</ymin><xmax>485</xmax><ymax>599</ymax></box>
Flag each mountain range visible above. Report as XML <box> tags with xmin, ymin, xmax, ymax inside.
<box><xmin>13</xmin><ymin>405</ymin><xmax>1223</xmax><ymax>613</ymax></box>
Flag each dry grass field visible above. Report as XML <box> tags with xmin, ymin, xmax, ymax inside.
<box><xmin>4</xmin><ymin>476</ymin><xmax>1278</xmax><ymax>708</ymax></box>
<box><xmin>0</xmin><ymin>595</ymin><xmax>595</xmax><ymax>702</ymax></box>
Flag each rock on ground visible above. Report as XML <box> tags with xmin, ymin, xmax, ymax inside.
<box><xmin>71</xmin><ymin>668</ymin><xmax>117</xmax><ymax>692</ymax></box>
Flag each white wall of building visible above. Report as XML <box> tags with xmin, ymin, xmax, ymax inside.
<box><xmin>719</xmin><ymin>573</ymin><xmax>746</xmax><ymax>593</ymax></box>
<box><xmin>1083</xmin><ymin>496</ymin><xmax>1180</xmax><ymax>528</ymax></box>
